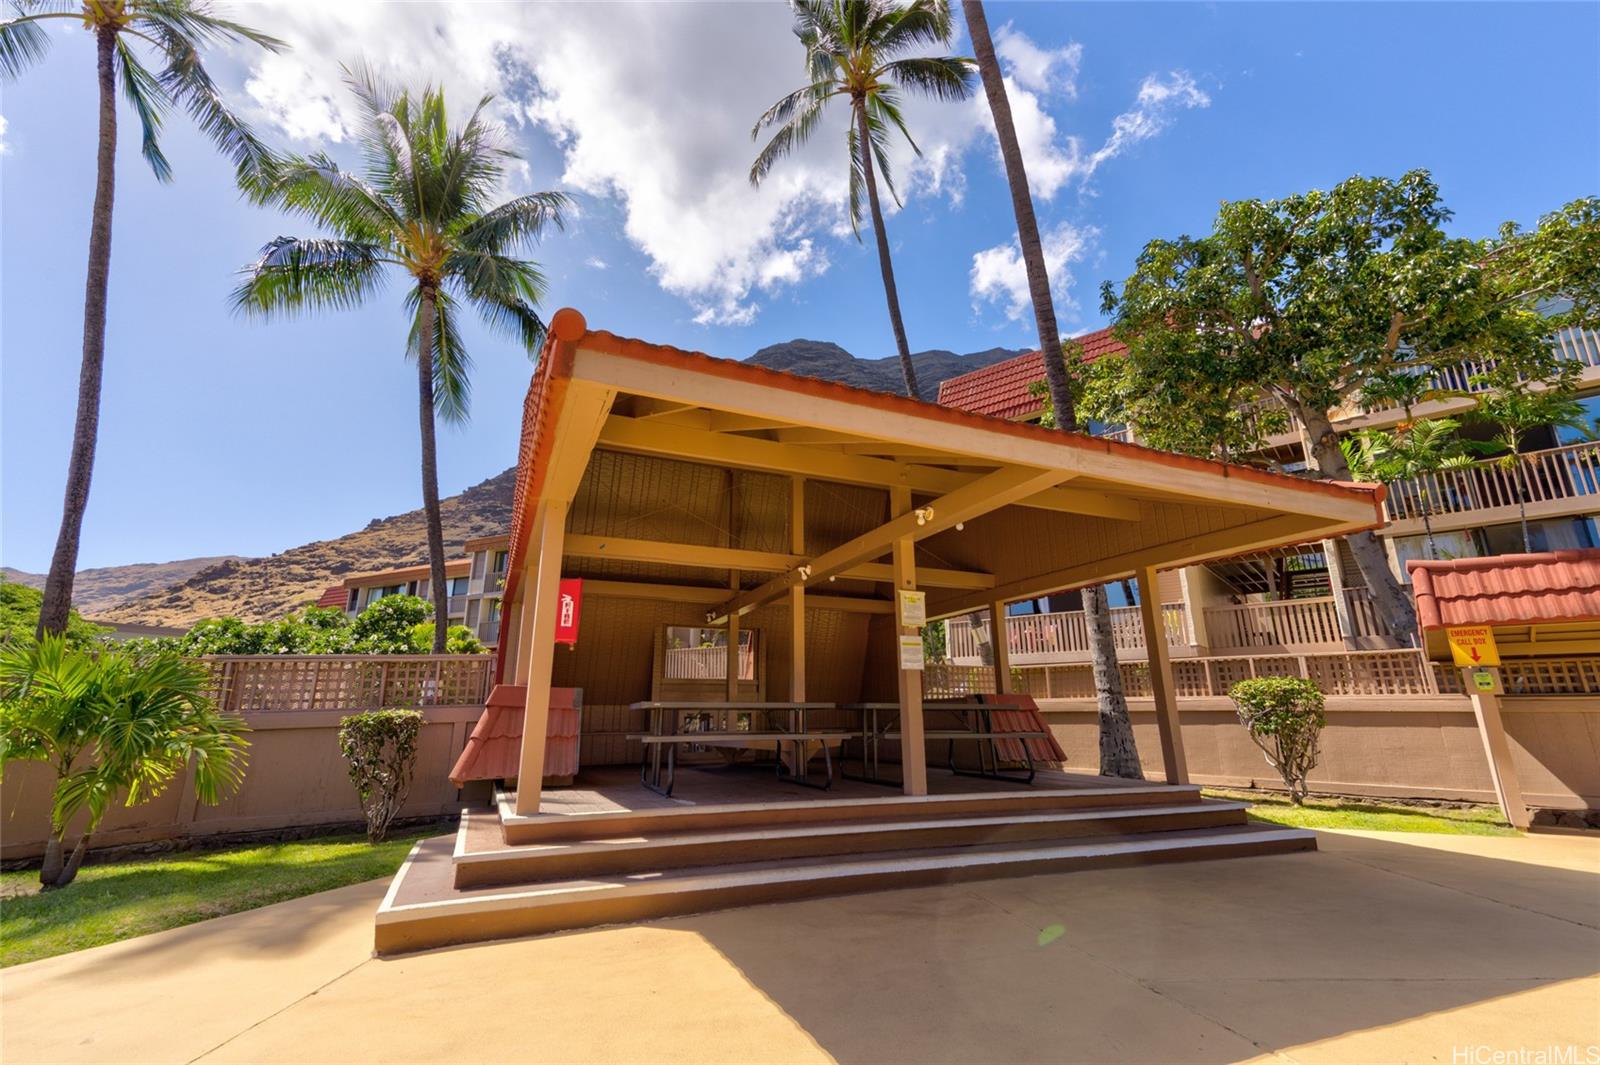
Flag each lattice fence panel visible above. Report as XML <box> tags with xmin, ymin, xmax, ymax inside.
<box><xmin>200</xmin><ymin>655</ymin><xmax>491</xmax><ymax>713</ymax></box>
<box><xmin>1502</xmin><ymin>657</ymin><xmax>1600</xmax><ymax>695</ymax></box>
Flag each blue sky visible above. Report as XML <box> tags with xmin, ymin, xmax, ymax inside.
<box><xmin>3</xmin><ymin>2</ymin><xmax>1596</xmax><ymax>574</ymax></box>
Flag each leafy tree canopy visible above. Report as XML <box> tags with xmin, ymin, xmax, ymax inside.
<box><xmin>0</xmin><ymin>583</ymin><xmax>109</xmax><ymax>650</ymax></box>
<box><xmin>134</xmin><ymin>595</ymin><xmax>487</xmax><ymax>657</ymax></box>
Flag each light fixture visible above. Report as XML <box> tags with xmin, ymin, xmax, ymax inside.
<box><xmin>828</xmin><ymin>575</ymin><xmax>836</xmax><ymax>582</ymax></box>
<box><xmin>914</xmin><ymin>506</ymin><xmax>935</xmax><ymax>526</ymax></box>
<box><xmin>797</xmin><ymin>565</ymin><xmax>812</xmax><ymax>581</ymax></box>
<box><xmin>955</xmin><ymin>521</ymin><xmax>965</xmax><ymax>532</ymax></box>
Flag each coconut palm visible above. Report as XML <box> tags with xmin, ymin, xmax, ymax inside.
<box><xmin>0</xmin><ymin>1</ymin><xmax>283</xmax><ymax>639</ymax></box>
<box><xmin>1469</xmin><ymin>380</ymin><xmax>1588</xmax><ymax>552</ymax></box>
<box><xmin>1342</xmin><ymin>418</ymin><xmax>1479</xmax><ymax>560</ymax></box>
<box><xmin>751</xmin><ymin>0</ymin><xmax>975</xmax><ymax>399</ymax></box>
<box><xmin>962</xmin><ymin>0</ymin><xmax>1140</xmax><ymax>777</ymax></box>
<box><xmin>234</xmin><ymin>67</ymin><xmax>569</xmax><ymax>651</ymax></box>
<box><xmin>0</xmin><ymin>634</ymin><xmax>249</xmax><ymax>888</ymax></box>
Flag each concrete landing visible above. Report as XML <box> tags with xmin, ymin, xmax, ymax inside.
<box><xmin>3</xmin><ymin>829</ymin><xmax>1596</xmax><ymax>1064</ymax></box>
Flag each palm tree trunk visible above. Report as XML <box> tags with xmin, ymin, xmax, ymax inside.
<box><xmin>854</xmin><ymin>105</ymin><xmax>919</xmax><ymax>399</ymax></box>
<box><xmin>965</xmin><ymin>0</ymin><xmax>1140</xmax><ymax>778</ymax></box>
<box><xmin>1515</xmin><ymin>459</ymin><xmax>1532</xmax><ymax>552</ymax></box>
<box><xmin>37</xmin><ymin>26</ymin><xmax>119</xmax><ymax>639</ymax></box>
<box><xmin>416</xmin><ymin>287</ymin><xmax>450</xmax><ymax>654</ymax></box>
<box><xmin>56</xmin><ymin>831</ymin><xmax>93</xmax><ymax>888</ymax></box>
<box><xmin>1422</xmin><ymin>512</ymin><xmax>1438</xmax><ymax>560</ymax></box>
<box><xmin>39</xmin><ymin>833</ymin><xmax>64</xmax><ymax>888</ymax></box>
<box><xmin>1298</xmin><ymin>405</ymin><xmax>1419</xmax><ymax>641</ymax></box>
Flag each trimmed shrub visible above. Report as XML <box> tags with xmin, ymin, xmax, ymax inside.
<box><xmin>1229</xmin><ymin>677</ymin><xmax>1326</xmax><ymax>805</ymax></box>
<box><xmin>338</xmin><ymin>709</ymin><xmax>423</xmax><ymax>842</ymax></box>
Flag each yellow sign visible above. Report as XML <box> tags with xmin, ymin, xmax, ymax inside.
<box><xmin>1446</xmin><ymin>625</ymin><xmax>1501</xmax><ymax>667</ymax></box>
<box><xmin>897</xmin><ymin>589</ymin><xmax>927</xmax><ymax>628</ymax></box>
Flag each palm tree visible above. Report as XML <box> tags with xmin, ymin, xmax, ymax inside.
<box><xmin>962</xmin><ymin>0</ymin><xmax>1140</xmax><ymax>777</ymax></box>
<box><xmin>234</xmin><ymin>67</ymin><xmax>569</xmax><ymax>651</ymax></box>
<box><xmin>0</xmin><ymin>2</ymin><xmax>283</xmax><ymax>640</ymax></box>
<box><xmin>1342</xmin><ymin>419</ymin><xmax>1478</xmax><ymax>560</ymax></box>
<box><xmin>0</xmin><ymin>634</ymin><xmax>249</xmax><ymax>888</ymax></box>
<box><xmin>1469</xmin><ymin>382</ymin><xmax>1588</xmax><ymax>552</ymax></box>
<box><xmin>751</xmin><ymin>0</ymin><xmax>975</xmax><ymax>399</ymax></box>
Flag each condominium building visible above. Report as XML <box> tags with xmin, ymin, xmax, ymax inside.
<box><xmin>935</xmin><ymin>325</ymin><xmax>1600</xmax><ymax>666</ymax></box>
<box><xmin>315</xmin><ymin>533</ymin><xmax>510</xmax><ymax>648</ymax></box>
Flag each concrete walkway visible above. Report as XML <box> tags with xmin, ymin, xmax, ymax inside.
<box><xmin>3</xmin><ymin>829</ymin><xmax>1596</xmax><ymax>1064</ymax></box>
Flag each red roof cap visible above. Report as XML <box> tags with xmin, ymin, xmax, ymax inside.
<box><xmin>315</xmin><ymin>585</ymin><xmax>348</xmax><ymax>609</ymax></box>
<box><xmin>936</xmin><ymin>326</ymin><xmax>1126</xmax><ymax>420</ymax></box>
<box><xmin>1407</xmin><ymin>549</ymin><xmax>1600</xmax><ymax>630</ymax></box>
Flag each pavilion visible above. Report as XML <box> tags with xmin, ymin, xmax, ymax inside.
<box><xmin>374</xmin><ymin>308</ymin><xmax>1386</xmax><ymax>953</ymax></box>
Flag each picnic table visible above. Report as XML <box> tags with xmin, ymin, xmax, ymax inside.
<box><xmin>627</xmin><ymin>701</ymin><xmax>861</xmax><ymax>796</ymax></box>
<box><xmin>837</xmin><ymin>701</ymin><xmax>1049</xmax><ymax>786</ymax></box>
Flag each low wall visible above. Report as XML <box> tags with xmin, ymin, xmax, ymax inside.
<box><xmin>1038</xmin><ymin>694</ymin><xmax>1600</xmax><ymax>810</ymax></box>
<box><xmin>0</xmin><ymin>705</ymin><xmax>482</xmax><ymax>861</ymax></box>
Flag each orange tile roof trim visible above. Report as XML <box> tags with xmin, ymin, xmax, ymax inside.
<box><xmin>1407</xmin><ymin>549</ymin><xmax>1600</xmax><ymax>630</ymax></box>
<box><xmin>936</xmin><ymin>326</ymin><xmax>1128</xmax><ymax>421</ymax></box>
<box><xmin>342</xmin><ymin>558</ymin><xmax>471</xmax><ymax>588</ymax></box>
<box><xmin>495</xmin><ymin>308</ymin><xmax>1386</xmax><ymax>681</ymax></box>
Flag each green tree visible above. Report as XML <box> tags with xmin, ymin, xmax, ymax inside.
<box><xmin>0</xmin><ymin>583</ymin><xmax>109</xmax><ymax>649</ymax></box>
<box><xmin>347</xmin><ymin>594</ymin><xmax>433</xmax><ymax>653</ymax></box>
<box><xmin>1098</xmin><ymin>176</ymin><xmax>1598</xmax><ymax>641</ymax></box>
<box><xmin>751</xmin><ymin>0</ymin><xmax>975</xmax><ymax>399</ymax></box>
<box><xmin>1341</xmin><ymin>418</ymin><xmax>1479</xmax><ymax>561</ymax></box>
<box><xmin>0</xmin><ymin>2</ymin><xmax>282</xmax><ymax>639</ymax></box>
<box><xmin>411</xmin><ymin>622</ymin><xmax>485</xmax><ymax>655</ymax></box>
<box><xmin>235</xmin><ymin>66</ymin><xmax>569</xmax><ymax>652</ymax></box>
<box><xmin>0</xmin><ymin>635</ymin><xmax>249</xmax><ymax>887</ymax></box>
<box><xmin>1468</xmin><ymin>367</ymin><xmax>1589</xmax><ymax>552</ymax></box>
<box><xmin>961</xmin><ymin>0</ymin><xmax>1140</xmax><ymax>777</ymax></box>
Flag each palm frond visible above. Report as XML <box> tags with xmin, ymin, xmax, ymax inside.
<box><xmin>447</xmin><ymin>248</ymin><xmax>549</xmax><ymax>352</ymax></box>
<box><xmin>114</xmin><ymin>37</ymin><xmax>174</xmax><ymax>182</ymax></box>
<box><xmin>863</xmin><ymin>97</ymin><xmax>901</xmax><ymax>206</ymax></box>
<box><xmin>456</xmin><ymin>192</ymin><xmax>569</xmax><ymax>254</ymax></box>
<box><xmin>406</xmin><ymin>286</ymin><xmax>473</xmax><ymax>424</ymax></box>
<box><xmin>232</xmin><ymin>237</ymin><xmax>389</xmax><ymax>317</ymax></box>
<box><xmin>877</xmin><ymin>55</ymin><xmax>974</xmax><ymax>102</ymax></box>
<box><xmin>751</xmin><ymin>90</ymin><xmax>829</xmax><ymax>187</ymax></box>
<box><xmin>133</xmin><ymin>0</ymin><xmax>287</xmax><ymax>53</ymax></box>
<box><xmin>259</xmin><ymin>153</ymin><xmax>400</xmax><ymax>241</ymax></box>
<box><xmin>0</xmin><ymin>8</ymin><xmax>59</xmax><ymax>80</ymax></box>
<box><xmin>874</xmin><ymin>0</ymin><xmax>956</xmax><ymax>58</ymax></box>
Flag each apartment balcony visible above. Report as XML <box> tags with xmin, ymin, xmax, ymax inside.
<box><xmin>947</xmin><ymin>603</ymin><xmax>1190</xmax><ymax>666</ymax></box>
<box><xmin>1382</xmin><ymin>439</ymin><xmax>1600</xmax><ymax>533</ymax></box>
<box><xmin>947</xmin><ymin>590</ymin><xmax>1397</xmax><ymax>667</ymax></box>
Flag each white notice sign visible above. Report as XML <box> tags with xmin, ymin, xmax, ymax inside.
<box><xmin>899</xmin><ymin>635</ymin><xmax>925</xmax><ymax>671</ymax></box>
<box><xmin>898</xmin><ymin>589</ymin><xmax>927</xmax><ymax>627</ymax></box>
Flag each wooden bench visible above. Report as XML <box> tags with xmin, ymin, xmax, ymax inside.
<box><xmin>628</xmin><ymin>731</ymin><xmax>863</xmax><ymax>796</ymax></box>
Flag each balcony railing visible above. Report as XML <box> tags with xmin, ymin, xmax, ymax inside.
<box><xmin>663</xmin><ymin>645</ymin><xmax>757</xmax><ymax>681</ymax></box>
<box><xmin>1202</xmin><ymin>590</ymin><xmax>1394</xmax><ymax>652</ymax></box>
<box><xmin>1383</xmin><ymin>440</ymin><xmax>1600</xmax><ymax>523</ymax></box>
<box><xmin>947</xmin><ymin>604</ymin><xmax>1188</xmax><ymax>665</ymax></box>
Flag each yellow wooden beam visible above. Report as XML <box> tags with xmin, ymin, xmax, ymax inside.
<box><xmin>563</xmin><ymin>534</ymin><xmax>991</xmax><ymax>588</ymax></box>
<box><xmin>714</xmin><ymin>466</ymin><xmax>1067</xmax><ymax>622</ymax></box>
<box><xmin>597</xmin><ymin>415</ymin><xmax>1139</xmax><ymax>520</ymax></box>
<box><xmin>579</xmin><ymin>578</ymin><xmax>892</xmax><ymax>614</ymax></box>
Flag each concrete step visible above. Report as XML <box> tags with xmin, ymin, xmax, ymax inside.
<box><xmin>495</xmin><ymin>782</ymin><xmax>1208</xmax><ymax>846</ymax></box>
<box><xmin>455</xmin><ymin>800</ymin><xmax>1251</xmax><ymax>889</ymax></box>
<box><xmin>376</xmin><ymin>823</ymin><xmax>1315</xmax><ymax>956</ymax></box>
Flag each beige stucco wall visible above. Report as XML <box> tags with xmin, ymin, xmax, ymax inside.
<box><xmin>1038</xmin><ymin>695</ymin><xmax>1600</xmax><ymax>810</ymax></box>
<box><xmin>1</xmin><ymin>706</ymin><xmax>482</xmax><ymax>861</ymax></box>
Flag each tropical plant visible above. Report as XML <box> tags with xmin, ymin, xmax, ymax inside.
<box><xmin>0</xmin><ymin>1</ymin><xmax>283</xmax><ymax>639</ymax></box>
<box><xmin>235</xmin><ymin>65</ymin><xmax>569</xmax><ymax>652</ymax></box>
<box><xmin>0</xmin><ymin>634</ymin><xmax>249</xmax><ymax>887</ymax></box>
<box><xmin>1468</xmin><ymin>368</ymin><xmax>1590</xmax><ymax>552</ymax></box>
<box><xmin>750</xmin><ymin>0</ymin><xmax>975</xmax><ymax>399</ymax></box>
<box><xmin>1341</xmin><ymin>418</ymin><xmax>1480</xmax><ymax>560</ymax></box>
<box><xmin>413</xmin><ymin>622</ymin><xmax>485</xmax><ymax>656</ymax></box>
<box><xmin>1097</xmin><ymin>178</ymin><xmax>1599</xmax><ymax>644</ymax></box>
<box><xmin>962</xmin><ymin>0</ymin><xmax>1139</xmax><ymax>777</ymax></box>
<box><xmin>338</xmin><ymin>708</ymin><xmax>422</xmax><ymax>842</ymax></box>
<box><xmin>1229</xmin><ymin>676</ymin><xmax>1326</xmax><ymax>805</ymax></box>
<box><xmin>0</xmin><ymin>582</ymin><xmax>108</xmax><ymax>649</ymax></box>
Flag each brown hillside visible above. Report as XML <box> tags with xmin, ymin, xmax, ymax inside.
<box><xmin>2</xmin><ymin>557</ymin><xmax>242</xmax><ymax>618</ymax></box>
<box><xmin>99</xmin><ymin>469</ymin><xmax>516</xmax><ymax>627</ymax></box>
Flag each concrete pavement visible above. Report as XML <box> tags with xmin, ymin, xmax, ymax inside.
<box><xmin>3</xmin><ymin>828</ymin><xmax>1596</xmax><ymax>1064</ymax></box>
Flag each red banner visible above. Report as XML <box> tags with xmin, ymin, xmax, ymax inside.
<box><xmin>555</xmin><ymin>578</ymin><xmax>583</xmax><ymax>645</ymax></box>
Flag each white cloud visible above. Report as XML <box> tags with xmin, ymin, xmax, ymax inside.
<box><xmin>584</xmin><ymin>256</ymin><xmax>608</xmax><ymax>271</ymax></box>
<box><xmin>970</xmin><ymin>222</ymin><xmax>1097</xmax><ymax>325</ymax></box>
<box><xmin>0</xmin><ymin>113</ymin><xmax>9</xmax><ymax>155</ymax></box>
<box><xmin>993</xmin><ymin>24</ymin><xmax>1082</xmax><ymax>98</ymax></box>
<box><xmin>229</xmin><ymin>11</ymin><xmax>1206</xmax><ymax>327</ymax></box>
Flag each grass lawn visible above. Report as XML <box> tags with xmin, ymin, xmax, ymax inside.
<box><xmin>0</xmin><ymin>826</ymin><xmax>446</xmax><ymax>968</ymax></box>
<box><xmin>1204</xmin><ymin>788</ymin><xmax>1518</xmax><ymax>836</ymax></box>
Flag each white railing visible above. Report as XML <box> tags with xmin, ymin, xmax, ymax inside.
<box><xmin>1204</xmin><ymin>596</ymin><xmax>1346</xmax><ymax>652</ymax></box>
<box><xmin>1343</xmin><ymin>588</ymin><xmax>1393</xmax><ymax>640</ymax></box>
<box><xmin>1383</xmin><ymin>439</ymin><xmax>1600</xmax><ymax>522</ymax></box>
<box><xmin>947</xmin><ymin>604</ymin><xmax>1188</xmax><ymax>665</ymax></box>
<box><xmin>663</xmin><ymin>645</ymin><xmax>756</xmax><ymax>681</ymax></box>
<box><xmin>1013</xmin><ymin>649</ymin><xmax>1460</xmax><ymax>699</ymax></box>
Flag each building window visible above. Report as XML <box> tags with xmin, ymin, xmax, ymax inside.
<box><xmin>1391</xmin><ymin>531</ymin><xmax>1479</xmax><ymax>582</ymax></box>
<box><xmin>1481</xmin><ymin>517</ymin><xmax>1598</xmax><ymax>555</ymax></box>
<box><xmin>492</xmin><ymin>551</ymin><xmax>508</xmax><ymax>575</ymax></box>
<box><xmin>448</xmin><ymin>576</ymin><xmax>469</xmax><ymax>596</ymax></box>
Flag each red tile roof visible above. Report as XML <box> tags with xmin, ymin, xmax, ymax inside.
<box><xmin>315</xmin><ymin>585</ymin><xmax>348</xmax><ymax>610</ymax></box>
<box><xmin>449</xmin><ymin>685</ymin><xmax>580</xmax><ymax>785</ymax></box>
<box><xmin>936</xmin><ymin>326</ymin><xmax>1127</xmax><ymax>420</ymax></box>
<box><xmin>1408</xmin><ymin>550</ymin><xmax>1600</xmax><ymax>630</ymax></box>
